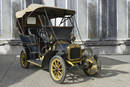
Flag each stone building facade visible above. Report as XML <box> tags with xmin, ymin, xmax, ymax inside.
<box><xmin>0</xmin><ymin>0</ymin><xmax>130</xmax><ymax>54</ymax></box>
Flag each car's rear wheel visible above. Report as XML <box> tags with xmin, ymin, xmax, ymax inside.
<box><xmin>20</xmin><ymin>50</ymin><xmax>30</xmax><ymax>68</ymax></box>
<box><xmin>49</xmin><ymin>55</ymin><xmax>66</xmax><ymax>84</ymax></box>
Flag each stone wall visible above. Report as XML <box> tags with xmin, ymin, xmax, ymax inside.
<box><xmin>0</xmin><ymin>0</ymin><xmax>130</xmax><ymax>55</ymax></box>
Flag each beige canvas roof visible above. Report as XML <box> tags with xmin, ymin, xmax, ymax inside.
<box><xmin>16</xmin><ymin>4</ymin><xmax>75</xmax><ymax>18</ymax></box>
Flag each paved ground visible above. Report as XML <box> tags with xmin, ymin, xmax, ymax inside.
<box><xmin>0</xmin><ymin>55</ymin><xmax>130</xmax><ymax>87</ymax></box>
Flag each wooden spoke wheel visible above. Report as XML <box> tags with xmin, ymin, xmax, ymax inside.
<box><xmin>49</xmin><ymin>55</ymin><xmax>66</xmax><ymax>84</ymax></box>
<box><xmin>20</xmin><ymin>50</ymin><xmax>30</xmax><ymax>68</ymax></box>
<box><xmin>84</xmin><ymin>57</ymin><xmax>101</xmax><ymax>76</ymax></box>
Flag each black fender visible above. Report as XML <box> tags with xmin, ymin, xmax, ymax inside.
<box><xmin>42</xmin><ymin>50</ymin><xmax>66</xmax><ymax>70</ymax></box>
<box><xmin>42</xmin><ymin>51</ymin><xmax>56</xmax><ymax>69</ymax></box>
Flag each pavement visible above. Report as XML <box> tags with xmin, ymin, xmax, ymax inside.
<box><xmin>0</xmin><ymin>54</ymin><xmax>130</xmax><ymax>87</ymax></box>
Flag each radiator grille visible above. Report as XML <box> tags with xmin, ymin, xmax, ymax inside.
<box><xmin>70</xmin><ymin>48</ymin><xmax>81</xmax><ymax>59</ymax></box>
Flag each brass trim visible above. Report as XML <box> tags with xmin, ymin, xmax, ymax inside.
<box><xmin>52</xmin><ymin>45</ymin><xmax>56</xmax><ymax>51</ymax></box>
<box><xmin>40</xmin><ymin>56</ymin><xmax>44</xmax><ymax>60</ymax></box>
<box><xmin>66</xmin><ymin>60</ymin><xmax>75</xmax><ymax>66</ymax></box>
<box><xmin>67</xmin><ymin>44</ymin><xmax>82</xmax><ymax>61</ymax></box>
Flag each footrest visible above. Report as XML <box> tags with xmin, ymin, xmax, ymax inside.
<box><xmin>27</xmin><ymin>59</ymin><xmax>42</xmax><ymax>67</ymax></box>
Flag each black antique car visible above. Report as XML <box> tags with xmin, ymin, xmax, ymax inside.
<box><xmin>16</xmin><ymin>4</ymin><xmax>101</xmax><ymax>83</ymax></box>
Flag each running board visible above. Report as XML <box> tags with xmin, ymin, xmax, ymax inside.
<box><xmin>27</xmin><ymin>60</ymin><xmax>42</xmax><ymax>67</ymax></box>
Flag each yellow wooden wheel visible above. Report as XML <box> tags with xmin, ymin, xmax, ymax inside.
<box><xmin>84</xmin><ymin>56</ymin><xmax>101</xmax><ymax>76</ymax></box>
<box><xmin>49</xmin><ymin>55</ymin><xmax>66</xmax><ymax>84</ymax></box>
<box><xmin>20</xmin><ymin>50</ymin><xmax>30</xmax><ymax>68</ymax></box>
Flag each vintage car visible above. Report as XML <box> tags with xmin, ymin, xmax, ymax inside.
<box><xmin>16</xmin><ymin>4</ymin><xmax>101</xmax><ymax>83</ymax></box>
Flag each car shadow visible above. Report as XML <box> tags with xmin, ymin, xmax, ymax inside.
<box><xmin>63</xmin><ymin>56</ymin><xmax>129</xmax><ymax>84</ymax></box>
<box><xmin>64</xmin><ymin>67</ymin><xmax>91</xmax><ymax>84</ymax></box>
<box><xmin>95</xmin><ymin>56</ymin><xmax>129</xmax><ymax>78</ymax></box>
<box><xmin>97</xmin><ymin>69</ymin><xmax>129</xmax><ymax>78</ymax></box>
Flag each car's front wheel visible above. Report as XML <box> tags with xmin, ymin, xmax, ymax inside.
<box><xmin>49</xmin><ymin>55</ymin><xmax>66</xmax><ymax>84</ymax></box>
<box><xmin>83</xmin><ymin>56</ymin><xmax>101</xmax><ymax>76</ymax></box>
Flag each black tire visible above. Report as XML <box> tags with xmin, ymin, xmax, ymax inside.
<box><xmin>20</xmin><ymin>50</ymin><xmax>30</xmax><ymax>68</ymax></box>
<box><xmin>49</xmin><ymin>55</ymin><xmax>66</xmax><ymax>84</ymax></box>
<box><xmin>84</xmin><ymin>57</ymin><xmax>101</xmax><ymax>76</ymax></box>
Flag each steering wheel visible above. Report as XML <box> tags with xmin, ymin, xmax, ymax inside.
<box><xmin>38</xmin><ymin>29</ymin><xmax>49</xmax><ymax>43</ymax></box>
